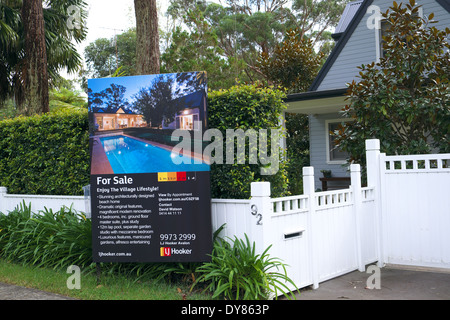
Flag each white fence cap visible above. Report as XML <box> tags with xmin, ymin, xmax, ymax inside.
<box><xmin>365</xmin><ymin>139</ymin><xmax>380</xmax><ymax>151</ymax></box>
<box><xmin>251</xmin><ymin>182</ymin><xmax>271</xmax><ymax>197</ymax></box>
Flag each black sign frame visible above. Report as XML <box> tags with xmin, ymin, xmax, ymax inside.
<box><xmin>88</xmin><ymin>72</ymin><xmax>212</xmax><ymax>263</ymax></box>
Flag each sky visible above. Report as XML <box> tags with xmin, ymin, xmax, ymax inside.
<box><xmin>78</xmin><ymin>0</ymin><xmax>171</xmax><ymax>55</ymax></box>
<box><xmin>82</xmin><ymin>0</ymin><xmax>136</xmax><ymax>46</ymax></box>
<box><xmin>88</xmin><ymin>74</ymin><xmax>162</xmax><ymax>109</ymax></box>
<box><xmin>88</xmin><ymin>71</ymin><xmax>205</xmax><ymax>111</ymax></box>
<box><xmin>75</xmin><ymin>0</ymin><xmax>134</xmax><ymax>67</ymax></box>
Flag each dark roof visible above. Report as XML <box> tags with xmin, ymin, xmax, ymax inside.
<box><xmin>91</xmin><ymin>106</ymin><xmax>137</xmax><ymax>115</ymax></box>
<box><xmin>173</xmin><ymin>90</ymin><xmax>206</xmax><ymax>109</ymax></box>
<box><xmin>333</xmin><ymin>0</ymin><xmax>364</xmax><ymax>36</ymax></box>
<box><xmin>437</xmin><ymin>0</ymin><xmax>450</xmax><ymax>12</ymax></box>
<box><xmin>285</xmin><ymin>88</ymin><xmax>348</xmax><ymax>103</ymax></box>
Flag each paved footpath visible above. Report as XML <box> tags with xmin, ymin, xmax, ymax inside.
<box><xmin>0</xmin><ymin>282</ymin><xmax>76</xmax><ymax>300</ymax></box>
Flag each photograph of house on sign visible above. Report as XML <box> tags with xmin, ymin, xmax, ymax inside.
<box><xmin>92</xmin><ymin>105</ymin><xmax>147</xmax><ymax>131</ymax></box>
<box><xmin>88</xmin><ymin>72</ymin><xmax>209</xmax><ymax>175</ymax></box>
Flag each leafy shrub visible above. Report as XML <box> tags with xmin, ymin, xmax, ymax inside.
<box><xmin>336</xmin><ymin>2</ymin><xmax>450</xmax><ymax>165</ymax></box>
<box><xmin>0</xmin><ymin>84</ymin><xmax>293</xmax><ymax>198</ymax></box>
<box><xmin>208</xmin><ymin>83</ymin><xmax>289</xmax><ymax>199</ymax></box>
<box><xmin>194</xmin><ymin>234</ymin><xmax>297</xmax><ymax>300</ymax></box>
<box><xmin>0</xmin><ymin>109</ymin><xmax>90</xmax><ymax>195</ymax></box>
<box><xmin>0</xmin><ymin>202</ymin><xmax>33</xmax><ymax>254</ymax></box>
<box><xmin>0</xmin><ymin>202</ymin><xmax>92</xmax><ymax>269</ymax></box>
<box><xmin>285</xmin><ymin>113</ymin><xmax>310</xmax><ymax>195</ymax></box>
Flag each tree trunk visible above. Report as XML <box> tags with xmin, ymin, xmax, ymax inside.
<box><xmin>21</xmin><ymin>0</ymin><xmax>49</xmax><ymax>115</ymax></box>
<box><xmin>134</xmin><ymin>0</ymin><xmax>160</xmax><ymax>75</ymax></box>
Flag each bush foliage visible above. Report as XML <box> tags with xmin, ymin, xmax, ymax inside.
<box><xmin>336</xmin><ymin>2</ymin><xmax>450</xmax><ymax>164</ymax></box>
<box><xmin>0</xmin><ymin>205</ymin><xmax>296</xmax><ymax>300</ymax></box>
<box><xmin>0</xmin><ymin>202</ymin><xmax>92</xmax><ymax>269</ymax></box>
<box><xmin>208</xmin><ymin>83</ymin><xmax>289</xmax><ymax>199</ymax></box>
<box><xmin>0</xmin><ymin>109</ymin><xmax>90</xmax><ymax>195</ymax></box>
<box><xmin>0</xmin><ymin>84</ymin><xmax>294</xmax><ymax>199</ymax></box>
<box><xmin>195</xmin><ymin>233</ymin><xmax>296</xmax><ymax>300</ymax></box>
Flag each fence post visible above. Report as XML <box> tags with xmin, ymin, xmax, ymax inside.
<box><xmin>83</xmin><ymin>185</ymin><xmax>91</xmax><ymax>219</ymax></box>
<box><xmin>0</xmin><ymin>187</ymin><xmax>7</xmax><ymax>214</ymax></box>
<box><xmin>250</xmin><ymin>182</ymin><xmax>272</xmax><ymax>255</ymax></box>
<box><xmin>350</xmin><ymin>164</ymin><xmax>365</xmax><ymax>272</ymax></box>
<box><xmin>365</xmin><ymin>139</ymin><xmax>384</xmax><ymax>268</ymax></box>
<box><xmin>302</xmin><ymin>167</ymin><xmax>319</xmax><ymax>289</ymax></box>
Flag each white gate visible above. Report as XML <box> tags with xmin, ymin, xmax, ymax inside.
<box><xmin>211</xmin><ymin>164</ymin><xmax>379</xmax><ymax>291</ymax></box>
<box><xmin>378</xmin><ymin>152</ymin><xmax>450</xmax><ymax>269</ymax></box>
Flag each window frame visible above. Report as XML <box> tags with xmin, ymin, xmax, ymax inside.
<box><xmin>375</xmin><ymin>7</ymin><xmax>423</xmax><ymax>62</ymax></box>
<box><xmin>325</xmin><ymin>119</ymin><xmax>351</xmax><ymax>165</ymax></box>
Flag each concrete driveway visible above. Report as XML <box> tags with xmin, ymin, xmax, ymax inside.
<box><xmin>295</xmin><ymin>265</ymin><xmax>450</xmax><ymax>300</ymax></box>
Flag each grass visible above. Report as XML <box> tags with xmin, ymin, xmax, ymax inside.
<box><xmin>0</xmin><ymin>259</ymin><xmax>212</xmax><ymax>300</ymax></box>
<box><xmin>0</xmin><ymin>205</ymin><xmax>296</xmax><ymax>300</ymax></box>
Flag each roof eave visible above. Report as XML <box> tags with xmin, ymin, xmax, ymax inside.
<box><xmin>285</xmin><ymin>88</ymin><xmax>349</xmax><ymax>115</ymax></box>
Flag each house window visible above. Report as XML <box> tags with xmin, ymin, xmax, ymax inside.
<box><xmin>176</xmin><ymin>113</ymin><xmax>200</xmax><ymax>130</ymax></box>
<box><xmin>96</xmin><ymin>117</ymin><xmax>103</xmax><ymax>130</ymax></box>
<box><xmin>378</xmin><ymin>19</ymin><xmax>391</xmax><ymax>59</ymax></box>
<box><xmin>377</xmin><ymin>9</ymin><xmax>423</xmax><ymax>61</ymax></box>
<box><xmin>193</xmin><ymin>114</ymin><xmax>200</xmax><ymax>130</ymax></box>
<box><xmin>118</xmin><ymin>118</ymin><xmax>128</xmax><ymax>128</ymax></box>
<box><xmin>326</xmin><ymin>120</ymin><xmax>349</xmax><ymax>163</ymax></box>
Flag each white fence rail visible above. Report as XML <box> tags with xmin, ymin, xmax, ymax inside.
<box><xmin>1</xmin><ymin>139</ymin><xmax>449</xmax><ymax>293</ymax></box>
<box><xmin>213</xmin><ymin>164</ymin><xmax>378</xmax><ymax>291</ymax></box>
<box><xmin>0</xmin><ymin>187</ymin><xmax>87</xmax><ymax>215</ymax></box>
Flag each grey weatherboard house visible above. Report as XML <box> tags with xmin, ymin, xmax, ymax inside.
<box><xmin>285</xmin><ymin>0</ymin><xmax>450</xmax><ymax>190</ymax></box>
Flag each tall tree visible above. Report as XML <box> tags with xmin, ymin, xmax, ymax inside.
<box><xmin>166</xmin><ymin>0</ymin><xmax>349</xmax><ymax>84</ymax></box>
<box><xmin>134</xmin><ymin>0</ymin><xmax>160</xmax><ymax>75</ymax></box>
<box><xmin>0</xmin><ymin>0</ymin><xmax>21</xmax><ymax>106</ymax></box>
<box><xmin>100</xmin><ymin>84</ymin><xmax>130</xmax><ymax>112</ymax></box>
<box><xmin>0</xmin><ymin>0</ymin><xmax>88</xmax><ymax>113</ymax></box>
<box><xmin>133</xmin><ymin>75</ymin><xmax>180</xmax><ymax>127</ymax></box>
<box><xmin>258</xmin><ymin>28</ymin><xmax>324</xmax><ymax>94</ymax></box>
<box><xmin>21</xmin><ymin>0</ymin><xmax>49</xmax><ymax>115</ymax></box>
<box><xmin>161</xmin><ymin>25</ymin><xmax>242</xmax><ymax>90</ymax></box>
<box><xmin>84</xmin><ymin>29</ymin><xmax>137</xmax><ymax>79</ymax></box>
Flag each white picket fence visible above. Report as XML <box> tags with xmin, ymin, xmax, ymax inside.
<box><xmin>0</xmin><ymin>139</ymin><xmax>449</xmax><ymax>292</ymax></box>
<box><xmin>211</xmin><ymin>164</ymin><xmax>378</xmax><ymax>290</ymax></box>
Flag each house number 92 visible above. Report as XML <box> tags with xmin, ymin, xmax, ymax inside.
<box><xmin>251</xmin><ymin>204</ymin><xmax>263</xmax><ymax>225</ymax></box>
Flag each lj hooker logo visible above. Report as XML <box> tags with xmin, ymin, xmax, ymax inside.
<box><xmin>160</xmin><ymin>247</ymin><xmax>193</xmax><ymax>257</ymax></box>
<box><xmin>160</xmin><ymin>247</ymin><xmax>171</xmax><ymax>257</ymax></box>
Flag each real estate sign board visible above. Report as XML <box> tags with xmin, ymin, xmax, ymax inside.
<box><xmin>88</xmin><ymin>72</ymin><xmax>212</xmax><ymax>262</ymax></box>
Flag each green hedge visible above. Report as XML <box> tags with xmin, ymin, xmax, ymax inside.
<box><xmin>0</xmin><ymin>109</ymin><xmax>90</xmax><ymax>195</ymax></box>
<box><xmin>208</xmin><ymin>84</ymin><xmax>289</xmax><ymax>199</ymax></box>
<box><xmin>0</xmin><ymin>84</ymin><xmax>290</xmax><ymax>198</ymax></box>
